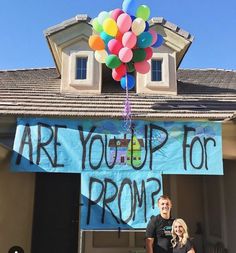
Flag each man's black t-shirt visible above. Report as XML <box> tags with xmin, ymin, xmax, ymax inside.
<box><xmin>146</xmin><ymin>215</ymin><xmax>174</xmax><ymax>253</ymax></box>
<box><xmin>173</xmin><ymin>239</ymin><xmax>193</xmax><ymax>253</ymax></box>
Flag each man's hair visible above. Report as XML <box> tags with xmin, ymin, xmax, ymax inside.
<box><xmin>158</xmin><ymin>194</ymin><xmax>171</xmax><ymax>203</ymax></box>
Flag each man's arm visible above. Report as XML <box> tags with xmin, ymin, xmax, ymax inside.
<box><xmin>146</xmin><ymin>238</ymin><xmax>154</xmax><ymax>253</ymax></box>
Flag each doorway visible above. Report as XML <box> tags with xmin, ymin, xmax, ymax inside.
<box><xmin>31</xmin><ymin>173</ymin><xmax>80</xmax><ymax>253</ymax></box>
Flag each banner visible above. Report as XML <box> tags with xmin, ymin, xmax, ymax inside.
<box><xmin>11</xmin><ymin>118</ymin><xmax>223</xmax><ymax>175</ymax></box>
<box><xmin>81</xmin><ymin>171</ymin><xmax>162</xmax><ymax>229</ymax></box>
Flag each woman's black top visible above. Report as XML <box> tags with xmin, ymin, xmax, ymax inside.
<box><xmin>173</xmin><ymin>239</ymin><xmax>193</xmax><ymax>253</ymax></box>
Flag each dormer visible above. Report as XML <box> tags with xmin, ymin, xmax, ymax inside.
<box><xmin>44</xmin><ymin>15</ymin><xmax>193</xmax><ymax>95</ymax></box>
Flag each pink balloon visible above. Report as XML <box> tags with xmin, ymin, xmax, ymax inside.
<box><xmin>111</xmin><ymin>8</ymin><xmax>124</xmax><ymax>21</ymax></box>
<box><xmin>122</xmin><ymin>31</ymin><xmax>137</xmax><ymax>49</ymax></box>
<box><xmin>134</xmin><ymin>61</ymin><xmax>150</xmax><ymax>74</ymax></box>
<box><xmin>144</xmin><ymin>47</ymin><xmax>153</xmax><ymax>60</ymax></box>
<box><xmin>117</xmin><ymin>13</ymin><xmax>132</xmax><ymax>34</ymax></box>
<box><xmin>119</xmin><ymin>47</ymin><xmax>133</xmax><ymax>63</ymax></box>
<box><xmin>149</xmin><ymin>29</ymin><xmax>158</xmax><ymax>45</ymax></box>
<box><xmin>108</xmin><ymin>39</ymin><xmax>123</xmax><ymax>55</ymax></box>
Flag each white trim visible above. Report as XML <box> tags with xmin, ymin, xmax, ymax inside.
<box><xmin>69</xmin><ymin>50</ymin><xmax>94</xmax><ymax>87</ymax></box>
<box><xmin>145</xmin><ymin>53</ymin><xmax>170</xmax><ymax>88</ymax></box>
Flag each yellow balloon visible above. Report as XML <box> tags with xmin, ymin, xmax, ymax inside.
<box><xmin>131</xmin><ymin>18</ymin><xmax>146</xmax><ymax>36</ymax></box>
<box><xmin>95</xmin><ymin>50</ymin><xmax>108</xmax><ymax>63</ymax></box>
<box><xmin>103</xmin><ymin>18</ymin><xmax>118</xmax><ymax>37</ymax></box>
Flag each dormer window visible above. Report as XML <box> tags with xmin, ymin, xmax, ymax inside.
<box><xmin>76</xmin><ymin>57</ymin><xmax>87</xmax><ymax>79</ymax></box>
<box><xmin>136</xmin><ymin>52</ymin><xmax>177</xmax><ymax>94</ymax></box>
<box><xmin>151</xmin><ymin>59</ymin><xmax>162</xmax><ymax>81</ymax></box>
<box><xmin>68</xmin><ymin>51</ymin><xmax>95</xmax><ymax>88</ymax></box>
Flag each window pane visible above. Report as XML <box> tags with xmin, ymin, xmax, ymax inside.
<box><xmin>151</xmin><ymin>60</ymin><xmax>162</xmax><ymax>81</ymax></box>
<box><xmin>76</xmin><ymin>57</ymin><xmax>87</xmax><ymax>80</ymax></box>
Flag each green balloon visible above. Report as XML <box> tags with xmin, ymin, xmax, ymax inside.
<box><xmin>105</xmin><ymin>55</ymin><xmax>121</xmax><ymax>69</ymax></box>
<box><xmin>136</xmin><ymin>5</ymin><xmax>150</xmax><ymax>21</ymax></box>
<box><xmin>92</xmin><ymin>18</ymin><xmax>103</xmax><ymax>33</ymax></box>
<box><xmin>132</xmin><ymin>48</ymin><xmax>147</xmax><ymax>62</ymax></box>
<box><xmin>127</xmin><ymin>62</ymin><xmax>135</xmax><ymax>72</ymax></box>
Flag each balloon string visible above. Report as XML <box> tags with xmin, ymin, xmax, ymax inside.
<box><xmin>123</xmin><ymin>74</ymin><xmax>132</xmax><ymax>132</ymax></box>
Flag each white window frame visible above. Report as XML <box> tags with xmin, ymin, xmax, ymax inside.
<box><xmin>69</xmin><ymin>50</ymin><xmax>94</xmax><ymax>87</ymax></box>
<box><xmin>145</xmin><ymin>53</ymin><xmax>170</xmax><ymax>88</ymax></box>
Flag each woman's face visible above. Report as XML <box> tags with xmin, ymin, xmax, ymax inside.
<box><xmin>174</xmin><ymin>221</ymin><xmax>184</xmax><ymax>237</ymax></box>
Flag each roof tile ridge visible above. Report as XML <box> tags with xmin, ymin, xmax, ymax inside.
<box><xmin>0</xmin><ymin>67</ymin><xmax>56</xmax><ymax>73</ymax></box>
<box><xmin>178</xmin><ymin>68</ymin><xmax>236</xmax><ymax>72</ymax></box>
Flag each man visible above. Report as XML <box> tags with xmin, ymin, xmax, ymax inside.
<box><xmin>146</xmin><ymin>195</ymin><xmax>174</xmax><ymax>253</ymax></box>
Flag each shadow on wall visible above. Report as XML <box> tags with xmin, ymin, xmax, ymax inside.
<box><xmin>206</xmin><ymin>242</ymin><xmax>227</xmax><ymax>253</ymax></box>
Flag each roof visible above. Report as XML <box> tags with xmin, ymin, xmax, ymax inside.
<box><xmin>44</xmin><ymin>15</ymin><xmax>193</xmax><ymax>73</ymax></box>
<box><xmin>44</xmin><ymin>15</ymin><xmax>194</xmax><ymax>42</ymax></box>
<box><xmin>0</xmin><ymin>68</ymin><xmax>235</xmax><ymax>120</ymax></box>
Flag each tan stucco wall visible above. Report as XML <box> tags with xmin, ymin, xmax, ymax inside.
<box><xmin>222</xmin><ymin>122</ymin><xmax>236</xmax><ymax>160</ymax></box>
<box><xmin>61</xmin><ymin>39</ymin><xmax>102</xmax><ymax>94</ymax></box>
<box><xmin>0</xmin><ymin>159</ymin><xmax>35</xmax><ymax>253</ymax></box>
<box><xmin>175</xmin><ymin>175</ymin><xmax>205</xmax><ymax>252</ymax></box>
<box><xmin>136</xmin><ymin>45</ymin><xmax>177</xmax><ymax>95</ymax></box>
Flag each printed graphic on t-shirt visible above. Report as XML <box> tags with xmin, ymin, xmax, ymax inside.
<box><xmin>163</xmin><ymin>226</ymin><xmax>172</xmax><ymax>237</ymax></box>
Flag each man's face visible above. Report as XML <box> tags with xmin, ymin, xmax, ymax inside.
<box><xmin>158</xmin><ymin>198</ymin><xmax>172</xmax><ymax>216</ymax></box>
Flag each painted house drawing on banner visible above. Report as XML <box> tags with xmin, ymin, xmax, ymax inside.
<box><xmin>108</xmin><ymin>134</ymin><xmax>144</xmax><ymax>165</ymax></box>
<box><xmin>0</xmin><ymin>5</ymin><xmax>236</xmax><ymax>253</ymax></box>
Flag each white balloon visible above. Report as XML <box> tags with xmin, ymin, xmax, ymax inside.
<box><xmin>97</xmin><ymin>11</ymin><xmax>110</xmax><ymax>25</ymax></box>
<box><xmin>95</xmin><ymin>49</ymin><xmax>108</xmax><ymax>63</ymax></box>
<box><xmin>131</xmin><ymin>18</ymin><xmax>146</xmax><ymax>36</ymax></box>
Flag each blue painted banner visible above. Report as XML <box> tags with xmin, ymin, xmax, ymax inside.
<box><xmin>81</xmin><ymin>171</ymin><xmax>163</xmax><ymax>229</ymax></box>
<box><xmin>11</xmin><ymin>117</ymin><xmax>223</xmax><ymax>175</ymax></box>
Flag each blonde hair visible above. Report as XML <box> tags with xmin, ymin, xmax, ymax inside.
<box><xmin>171</xmin><ymin>218</ymin><xmax>190</xmax><ymax>248</ymax></box>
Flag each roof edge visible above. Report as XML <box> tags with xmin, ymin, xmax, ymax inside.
<box><xmin>44</xmin><ymin>14</ymin><xmax>92</xmax><ymax>36</ymax></box>
<box><xmin>149</xmin><ymin>17</ymin><xmax>194</xmax><ymax>42</ymax></box>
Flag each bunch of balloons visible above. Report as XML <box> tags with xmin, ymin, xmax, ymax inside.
<box><xmin>88</xmin><ymin>0</ymin><xmax>164</xmax><ymax>90</ymax></box>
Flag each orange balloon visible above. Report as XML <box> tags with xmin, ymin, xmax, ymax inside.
<box><xmin>116</xmin><ymin>30</ymin><xmax>123</xmax><ymax>42</ymax></box>
<box><xmin>89</xmin><ymin>35</ymin><xmax>105</xmax><ymax>51</ymax></box>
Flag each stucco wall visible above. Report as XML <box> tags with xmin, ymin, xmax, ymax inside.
<box><xmin>0</xmin><ymin>159</ymin><xmax>35</xmax><ymax>253</ymax></box>
<box><xmin>224</xmin><ymin>159</ymin><xmax>236</xmax><ymax>253</ymax></box>
<box><xmin>176</xmin><ymin>175</ymin><xmax>205</xmax><ymax>252</ymax></box>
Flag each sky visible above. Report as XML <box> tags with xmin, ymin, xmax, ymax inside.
<box><xmin>0</xmin><ymin>0</ymin><xmax>236</xmax><ymax>70</ymax></box>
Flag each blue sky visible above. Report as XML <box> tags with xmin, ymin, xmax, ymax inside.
<box><xmin>0</xmin><ymin>0</ymin><xmax>236</xmax><ymax>70</ymax></box>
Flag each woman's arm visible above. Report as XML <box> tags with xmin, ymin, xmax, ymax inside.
<box><xmin>187</xmin><ymin>248</ymin><xmax>195</xmax><ymax>253</ymax></box>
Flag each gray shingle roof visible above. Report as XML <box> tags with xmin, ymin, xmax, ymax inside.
<box><xmin>0</xmin><ymin>68</ymin><xmax>235</xmax><ymax>120</ymax></box>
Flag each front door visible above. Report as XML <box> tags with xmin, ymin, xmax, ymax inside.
<box><xmin>31</xmin><ymin>173</ymin><xmax>80</xmax><ymax>253</ymax></box>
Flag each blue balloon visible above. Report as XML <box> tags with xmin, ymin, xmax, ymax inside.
<box><xmin>100</xmin><ymin>31</ymin><xmax>114</xmax><ymax>45</ymax></box>
<box><xmin>120</xmin><ymin>74</ymin><xmax>135</xmax><ymax>90</ymax></box>
<box><xmin>130</xmin><ymin>15</ymin><xmax>136</xmax><ymax>22</ymax></box>
<box><xmin>144</xmin><ymin>21</ymin><xmax>149</xmax><ymax>31</ymax></box>
<box><xmin>152</xmin><ymin>34</ymin><xmax>164</xmax><ymax>48</ymax></box>
<box><xmin>122</xmin><ymin>0</ymin><xmax>139</xmax><ymax>16</ymax></box>
<box><xmin>137</xmin><ymin>32</ymin><xmax>153</xmax><ymax>48</ymax></box>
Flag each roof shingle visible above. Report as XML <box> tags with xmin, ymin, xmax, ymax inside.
<box><xmin>0</xmin><ymin>68</ymin><xmax>235</xmax><ymax>120</ymax></box>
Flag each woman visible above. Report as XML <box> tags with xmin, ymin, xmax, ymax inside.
<box><xmin>171</xmin><ymin>218</ymin><xmax>195</xmax><ymax>253</ymax></box>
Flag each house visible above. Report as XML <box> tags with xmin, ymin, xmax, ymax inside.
<box><xmin>108</xmin><ymin>134</ymin><xmax>144</xmax><ymax>165</ymax></box>
<box><xmin>0</xmin><ymin>14</ymin><xmax>236</xmax><ymax>253</ymax></box>
<box><xmin>126</xmin><ymin>135</ymin><xmax>144</xmax><ymax>167</ymax></box>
